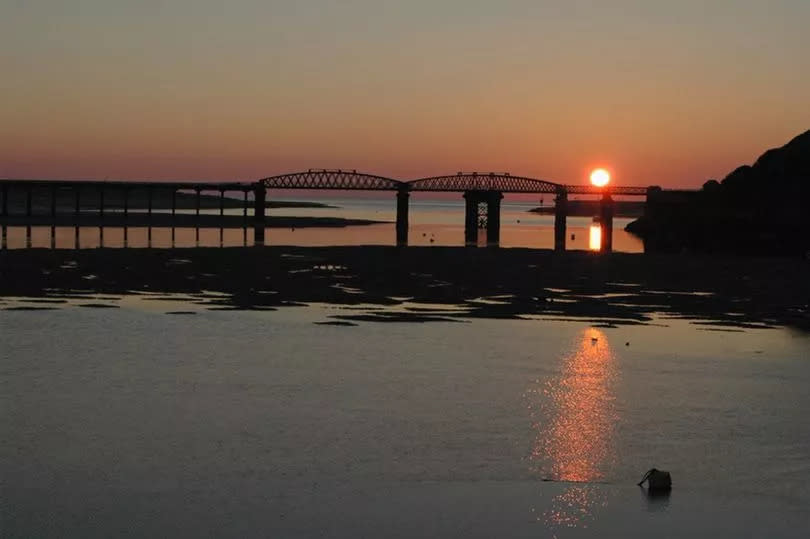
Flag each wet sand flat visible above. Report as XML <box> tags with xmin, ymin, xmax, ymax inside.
<box><xmin>1</xmin><ymin>246</ymin><xmax>808</xmax><ymax>330</ymax></box>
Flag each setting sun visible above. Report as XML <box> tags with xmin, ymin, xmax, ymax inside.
<box><xmin>590</xmin><ymin>168</ymin><xmax>611</xmax><ymax>187</ymax></box>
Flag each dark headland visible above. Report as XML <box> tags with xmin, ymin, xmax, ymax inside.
<box><xmin>627</xmin><ymin>129</ymin><xmax>810</xmax><ymax>256</ymax></box>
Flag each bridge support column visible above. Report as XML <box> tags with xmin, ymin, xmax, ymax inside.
<box><xmin>147</xmin><ymin>186</ymin><xmax>153</xmax><ymax>248</ymax></box>
<box><xmin>1</xmin><ymin>184</ymin><xmax>6</xmax><ymax>251</ymax></box>
<box><xmin>25</xmin><ymin>185</ymin><xmax>32</xmax><ymax>248</ymax></box>
<box><xmin>554</xmin><ymin>188</ymin><xmax>568</xmax><ymax>251</ymax></box>
<box><xmin>195</xmin><ymin>188</ymin><xmax>201</xmax><ymax>246</ymax></box>
<box><xmin>463</xmin><ymin>191</ymin><xmax>479</xmax><ymax>246</ymax></box>
<box><xmin>464</xmin><ymin>190</ymin><xmax>502</xmax><ymax>247</ymax></box>
<box><xmin>243</xmin><ymin>190</ymin><xmax>249</xmax><ymax>246</ymax></box>
<box><xmin>74</xmin><ymin>187</ymin><xmax>81</xmax><ymax>249</ymax></box>
<box><xmin>396</xmin><ymin>188</ymin><xmax>409</xmax><ymax>247</ymax></box>
<box><xmin>98</xmin><ymin>187</ymin><xmax>104</xmax><ymax>248</ymax></box>
<box><xmin>254</xmin><ymin>183</ymin><xmax>266</xmax><ymax>246</ymax></box>
<box><xmin>600</xmin><ymin>192</ymin><xmax>614</xmax><ymax>253</ymax></box>
<box><xmin>486</xmin><ymin>191</ymin><xmax>502</xmax><ymax>247</ymax></box>
<box><xmin>50</xmin><ymin>185</ymin><xmax>56</xmax><ymax>249</ymax></box>
<box><xmin>219</xmin><ymin>189</ymin><xmax>225</xmax><ymax>247</ymax></box>
<box><xmin>171</xmin><ymin>189</ymin><xmax>177</xmax><ymax>247</ymax></box>
<box><xmin>123</xmin><ymin>188</ymin><xmax>129</xmax><ymax>247</ymax></box>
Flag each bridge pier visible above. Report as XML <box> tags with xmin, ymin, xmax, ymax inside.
<box><xmin>25</xmin><ymin>185</ymin><xmax>32</xmax><ymax>248</ymax></box>
<box><xmin>219</xmin><ymin>189</ymin><xmax>225</xmax><ymax>247</ymax></box>
<box><xmin>147</xmin><ymin>186</ymin><xmax>153</xmax><ymax>248</ymax></box>
<box><xmin>243</xmin><ymin>190</ymin><xmax>249</xmax><ymax>246</ymax></box>
<box><xmin>50</xmin><ymin>185</ymin><xmax>56</xmax><ymax>249</ymax></box>
<box><xmin>1</xmin><ymin>184</ymin><xmax>6</xmax><ymax>250</ymax></box>
<box><xmin>486</xmin><ymin>191</ymin><xmax>502</xmax><ymax>247</ymax></box>
<box><xmin>396</xmin><ymin>187</ymin><xmax>409</xmax><ymax>247</ymax></box>
<box><xmin>195</xmin><ymin>188</ymin><xmax>201</xmax><ymax>246</ymax></box>
<box><xmin>554</xmin><ymin>187</ymin><xmax>568</xmax><ymax>251</ymax></box>
<box><xmin>463</xmin><ymin>192</ymin><xmax>478</xmax><ymax>246</ymax></box>
<box><xmin>254</xmin><ymin>183</ymin><xmax>266</xmax><ymax>246</ymax></box>
<box><xmin>98</xmin><ymin>187</ymin><xmax>104</xmax><ymax>248</ymax></box>
<box><xmin>171</xmin><ymin>189</ymin><xmax>177</xmax><ymax>247</ymax></box>
<box><xmin>123</xmin><ymin>188</ymin><xmax>129</xmax><ymax>247</ymax></box>
<box><xmin>600</xmin><ymin>192</ymin><xmax>614</xmax><ymax>253</ymax></box>
<box><xmin>463</xmin><ymin>190</ymin><xmax>502</xmax><ymax>247</ymax></box>
<box><xmin>74</xmin><ymin>186</ymin><xmax>81</xmax><ymax>249</ymax></box>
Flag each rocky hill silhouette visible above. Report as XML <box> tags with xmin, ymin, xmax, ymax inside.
<box><xmin>627</xmin><ymin>130</ymin><xmax>810</xmax><ymax>256</ymax></box>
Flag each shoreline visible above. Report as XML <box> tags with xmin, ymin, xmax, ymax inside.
<box><xmin>1</xmin><ymin>246</ymin><xmax>807</xmax><ymax>331</ymax></box>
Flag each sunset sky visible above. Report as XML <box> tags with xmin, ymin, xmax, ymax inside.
<box><xmin>2</xmin><ymin>1</ymin><xmax>809</xmax><ymax>188</ymax></box>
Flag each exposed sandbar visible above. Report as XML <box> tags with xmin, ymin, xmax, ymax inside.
<box><xmin>1</xmin><ymin>246</ymin><xmax>807</xmax><ymax>330</ymax></box>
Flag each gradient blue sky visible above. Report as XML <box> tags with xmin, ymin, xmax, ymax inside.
<box><xmin>2</xmin><ymin>0</ymin><xmax>809</xmax><ymax>186</ymax></box>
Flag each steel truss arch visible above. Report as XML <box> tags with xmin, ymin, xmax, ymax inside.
<box><xmin>407</xmin><ymin>172</ymin><xmax>561</xmax><ymax>193</ymax></box>
<box><xmin>260</xmin><ymin>169</ymin><xmax>403</xmax><ymax>191</ymax></box>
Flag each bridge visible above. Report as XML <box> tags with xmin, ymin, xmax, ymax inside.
<box><xmin>255</xmin><ymin>170</ymin><xmax>655</xmax><ymax>250</ymax></box>
<box><xmin>0</xmin><ymin>169</ymin><xmax>675</xmax><ymax>252</ymax></box>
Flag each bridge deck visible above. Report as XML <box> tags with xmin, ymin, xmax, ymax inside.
<box><xmin>0</xmin><ymin>179</ymin><xmax>254</xmax><ymax>191</ymax></box>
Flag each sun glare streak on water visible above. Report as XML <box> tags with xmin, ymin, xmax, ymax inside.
<box><xmin>527</xmin><ymin>328</ymin><xmax>618</xmax><ymax>529</ymax></box>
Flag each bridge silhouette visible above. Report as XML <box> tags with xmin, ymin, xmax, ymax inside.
<box><xmin>258</xmin><ymin>169</ymin><xmax>652</xmax><ymax>250</ymax></box>
<box><xmin>259</xmin><ymin>169</ymin><xmax>648</xmax><ymax>195</ymax></box>
<box><xmin>1</xmin><ymin>170</ymin><xmax>667</xmax><ymax>251</ymax></box>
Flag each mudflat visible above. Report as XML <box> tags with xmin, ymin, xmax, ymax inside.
<box><xmin>1</xmin><ymin>247</ymin><xmax>808</xmax><ymax>330</ymax></box>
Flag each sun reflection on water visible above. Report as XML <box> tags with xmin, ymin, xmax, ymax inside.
<box><xmin>526</xmin><ymin>327</ymin><xmax>618</xmax><ymax>529</ymax></box>
<box><xmin>589</xmin><ymin>224</ymin><xmax>602</xmax><ymax>251</ymax></box>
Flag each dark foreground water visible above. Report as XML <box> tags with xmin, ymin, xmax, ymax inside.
<box><xmin>2</xmin><ymin>301</ymin><xmax>809</xmax><ymax>538</ymax></box>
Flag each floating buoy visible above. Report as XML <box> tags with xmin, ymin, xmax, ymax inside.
<box><xmin>638</xmin><ymin>468</ymin><xmax>672</xmax><ymax>492</ymax></box>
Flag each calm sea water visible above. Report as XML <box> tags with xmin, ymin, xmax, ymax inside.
<box><xmin>2</xmin><ymin>298</ymin><xmax>809</xmax><ymax>538</ymax></box>
<box><xmin>1</xmin><ymin>195</ymin><xmax>643</xmax><ymax>252</ymax></box>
